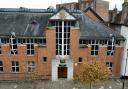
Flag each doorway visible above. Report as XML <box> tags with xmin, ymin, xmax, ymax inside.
<box><xmin>58</xmin><ymin>67</ymin><xmax>67</xmax><ymax>78</ymax></box>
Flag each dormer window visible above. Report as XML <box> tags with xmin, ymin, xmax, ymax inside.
<box><xmin>10</xmin><ymin>32</ymin><xmax>18</xmax><ymax>55</ymax></box>
<box><xmin>30</xmin><ymin>20</ymin><xmax>38</xmax><ymax>25</ymax></box>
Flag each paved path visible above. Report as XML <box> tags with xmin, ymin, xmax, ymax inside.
<box><xmin>0</xmin><ymin>79</ymin><xmax>127</xmax><ymax>89</ymax></box>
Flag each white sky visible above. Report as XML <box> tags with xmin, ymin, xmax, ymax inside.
<box><xmin>0</xmin><ymin>0</ymin><xmax>124</xmax><ymax>10</ymax></box>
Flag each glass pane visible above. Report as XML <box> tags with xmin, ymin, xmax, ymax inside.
<box><xmin>12</xmin><ymin>67</ymin><xmax>15</xmax><ymax>72</ymax></box>
<box><xmin>27</xmin><ymin>44</ymin><xmax>30</xmax><ymax>49</ymax></box>
<box><xmin>27</xmin><ymin>50</ymin><xmax>30</xmax><ymax>54</ymax></box>
<box><xmin>31</xmin><ymin>44</ymin><xmax>34</xmax><ymax>49</ymax></box>
<box><xmin>16</xmin><ymin>67</ymin><xmax>19</xmax><ymax>72</ymax></box>
<box><xmin>95</xmin><ymin>45</ymin><xmax>99</xmax><ymax>50</ymax></box>
<box><xmin>0</xmin><ymin>61</ymin><xmax>3</xmax><ymax>66</ymax></box>
<box><xmin>16</xmin><ymin>62</ymin><xmax>19</xmax><ymax>66</ymax></box>
<box><xmin>0</xmin><ymin>67</ymin><xmax>3</xmax><ymax>71</ymax></box>
<box><xmin>91</xmin><ymin>45</ymin><xmax>95</xmax><ymax>50</ymax></box>
<box><xmin>12</xmin><ymin>62</ymin><xmax>15</xmax><ymax>66</ymax></box>
<box><xmin>31</xmin><ymin>50</ymin><xmax>34</xmax><ymax>54</ymax></box>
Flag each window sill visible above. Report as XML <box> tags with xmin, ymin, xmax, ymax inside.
<box><xmin>91</xmin><ymin>55</ymin><xmax>99</xmax><ymax>57</ymax></box>
<box><xmin>10</xmin><ymin>54</ymin><xmax>18</xmax><ymax>56</ymax></box>
<box><xmin>26</xmin><ymin>72</ymin><xmax>35</xmax><ymax>73</ymax></box>
<box><xmin>11</xmin><ymin>72</ymin><xmax>20</xmax><ymax>74</ymax></box>
<box><xmin>38</xmin><ymin>44</ymin><xmax>46</xmax><ymax>47</ymax></box>
<box><xmin>27</xmin><ymin>55</ymin><xmax>35</xmax><ymax>56</ymax></box>
<box><xmin>0</xmin><ymin>72</ymin><xmax>4</xmax><ymax>73</ymax></box>
<box><xmin>42</xmin><ymin>62</ymin><xmax>47</xmax><ymax>63</ymax></box>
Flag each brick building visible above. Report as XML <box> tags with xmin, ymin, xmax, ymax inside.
<box><xmin>0</xmin><ymin>7</ymin><xmax>125</xmax><ymax>81</ymax></box>
<box><xmin>56</xmin><ymin>2</ymin><xmax>79</xmax><ymax>10</ymax></box>
<box><xmin>108</xmin><ymin>0</ymin><xmax>128</xmax><ymax>77</ymax></box>
<box><xmin>56</xmin><ymin>0</ymin><xmax>109</xmax><ymax>21</ymax></box>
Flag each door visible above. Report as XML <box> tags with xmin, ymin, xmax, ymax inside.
<box><xmin>58</xmin><ymin>67</ymin><xmax>67</xmax><ymax>78</ymax></box>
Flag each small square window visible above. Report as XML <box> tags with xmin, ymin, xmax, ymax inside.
<box><xmin>43</xmin><ymin>57</ymin><xmax>47</xmax><ymax>62</ymax></box>
<box><xmin>78</xmin><ymin>57</ymin><xmax>83</xmax><ymax>63</ymax></box>
<box><xmin>106</xmin><ymin>62</ymin><xmax>113</xmax><ymax>72</ymax></box>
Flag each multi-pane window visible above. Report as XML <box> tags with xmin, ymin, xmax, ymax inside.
<box><xmin>79</xmin><ymin>40</ymin><xmax>108</xmax><ymax>45</ymax></box>
<box><xmin>106</xmin><ymin>62</ymin><xmax>113</xmax><ymax>72</ymax></box>
<box><xmin>115</xmin><ymin>40</ymin><xmax>121</xmax><ymax>45</ymax></box>
<box><xmin>107</xmin><ymin>38</ymin><xmax>115</xmax><ymax>56</ymax></box>
<box><xmin>10</xmin><ymin>34</ymin><xmax>18</xmax><ymax>54</ymax></box>
<box><xmin>11</xmin><ymin>61</ymin><xmax>19</xmax><ymax>73</ymax></box>
<box><xmin>99</xmin><ymin>40</ymin><xmax>108</xmax><ymax>45</ymax></box>
<box><xmin>79</xmin><ymin>40</ymin><xmax>89</xmax><ymax>45</ymax></box>
<box><xmin>27</xmin><ymin>39</ymin><xmax>34</xmax><ymax>55</ymax></box>
<box><xmin>50</xmin><ymin>20</ymin><xmax>75</xmax><ymax>56</ymax></box>
<box><xmin>1</xmin><ymin>38</ymin><xmax>10</xmax><ymax>44</ymax></box>
<box><xmin>27</xmin><ymin>61</ymin><xmax>35</xmax><ymax>73</ymax></box>
<box><xmin>91</xmin><ymin>40</ymin><xmax>99</xmax><ymax>56</ymax></box>
<box><xmin>0</xmin><ymin>61</ymin><xmax>3</xmax><ymax>72</ymax></box>
<box><xmin>17</xmin><ymin>38</ymin><xmax>46</xmax><ymax>44</ymax></box>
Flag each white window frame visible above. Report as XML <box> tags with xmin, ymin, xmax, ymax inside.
<box><xmin>11</xmin><ymin>61</ymin><xmax>19</xmax><ymax>73</ymax></box>
<box><xmin>27</xmin><ymin>61</ymin><xmax>35</xmax><ymax>73</ymax></box>
<box><xmin>10</xmin><ymin>35</ymin><xmax>18</xmax><ymax>55</ymax></box>
<box><xmin>55</xmin><ymin>21</ymin><xmax>71</xmax><ymax>56</ymax></box>
<box><xmin>0</xmin><ymin>61</ymin><xmax>3</xmax><ymax>72</ymax></box>
<box><xmin>91</xmin><ymin>40</ymin><xmax>99</xmax><ymax>56</ymax></box>
<box><xmin>26</xmin><ymin>39</ymin><xmax>34</xmax><ymax>55</ymax></box>
<box><xmin>107</xmin><ymin>37</ymin><xmax>115</xmax><ymax>56</ymax></box>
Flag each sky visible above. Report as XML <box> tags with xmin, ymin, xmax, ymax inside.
<box><xmin>0</xmin><ymin>0</ymin><xmax>124</xmax><ymax>10</ymax></box>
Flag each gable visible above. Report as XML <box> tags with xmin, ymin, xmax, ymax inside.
<box><xmin>50</xmin><ymin>9</ymin><xmax>76</xmax><ymax>20</ymax></box>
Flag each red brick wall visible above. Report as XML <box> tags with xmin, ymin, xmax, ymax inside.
<box><xmin>37</xmin><ymin>28</ymin><xmax>56</xmax><ymax>79</ymax></box>
<box><xmin>70</xmin><ymin>28</ymin><xmax>123</xmax><ymax>77</ymax></box>
<box><xmin>84</xmin><ymin>10</ymin><xmax>102</xmax><ymax>22</ymax></box>
<box><xmin>0</xmin><ymin>27</ymin><xmax>56</xmax><ymax>80</ymax></box>
<box><xmin>0</xmin><ymin>27</ymin><xmax>123</xmax><ymax>80</ymax></box>
<box><xmin>95</xmin><ymin>0</ymin><xmax>109</xmax><ymax>22</ymax></box>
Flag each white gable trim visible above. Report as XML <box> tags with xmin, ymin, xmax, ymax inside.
<box><xmin>50</xmin><ymin>9</ymin><xmax>76</xmax><ymax>20</ymax></box>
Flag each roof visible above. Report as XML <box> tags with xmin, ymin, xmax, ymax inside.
<box><xmin>76</xmin><ymin>13</ymin><xmax>123</xmax><ymax>40</ymax></box>
<box><xmin>0</xmin><ymin>12</ymin><xmax>52</xmax><ymax>37</ymax></box>
<box><xmin>109</xmin><ymin>9</ymin><xmax>128</xmax><ymax>26</ymax></box>
<box><xmin>0</xmin><ymin>7</ymin><xmax>124</xmax><ymax>40</ymax></box>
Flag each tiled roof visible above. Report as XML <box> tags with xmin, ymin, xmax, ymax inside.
<box><xmin>75</xmin><ymin>13</ymin><xmax>123</xmax><ymax>40</ymax></box>
<box><xmin>0</xmin><ymin>8</ymin><xmax>124</xmax><ymax>39</ymax></box>
<box><xmin>0</xmin><ymin>12</ymin><xmax>52</xmax><ymax>37</ymax></box>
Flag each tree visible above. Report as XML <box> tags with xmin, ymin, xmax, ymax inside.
<box><xmin>74</xmin><ymin>60</ymin><xmax>110</xmax><ymax>89</ymax></box>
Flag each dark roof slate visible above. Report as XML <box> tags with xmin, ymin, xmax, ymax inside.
<box><xmin>75</xmin><ymin>13</ymin><xmax>123</xmax><ymax>39</ymax></box>
<box><xmin>0</xmin><ymin>12</ymin><xmax>52</xmax><ymax>37</ymax></box>
<box><xmin>0</xmin><ymin>8</ymin><xmax>124</xmax><ymax>40</ymax></box>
